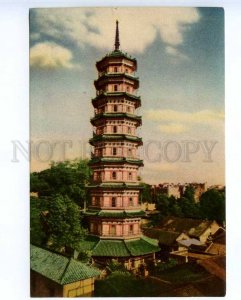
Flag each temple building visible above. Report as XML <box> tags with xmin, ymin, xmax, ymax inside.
<box><xmin>81</xmin><ymin>21</ymin><xmax>159</xmax><ymax>272</ymax></box>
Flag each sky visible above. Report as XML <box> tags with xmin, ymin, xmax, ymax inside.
<box><xmin>30</xmin><ymin>7</ymin><xmax>224</xmax><ymax>185</ymax></box>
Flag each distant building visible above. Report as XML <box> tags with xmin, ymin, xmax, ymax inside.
<box><xmin>158</xmin><ymin>216</ymin><xmax>219</xmax><ymax>244</ymax></box>
<box><xmin>151</xmin><ymin>182</ymin><xmax>207</xmax><ymax>202</ymax></box>
<box><xmin>30</xmin><ymin>245</ymin><xmax>100</xmax><ymax>297</ymax></box>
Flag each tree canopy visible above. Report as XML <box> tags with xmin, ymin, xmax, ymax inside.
<box><xmin>30</xmin><ymin>159</ymin><xmax>91</xmax><ymax>207</ymax></box>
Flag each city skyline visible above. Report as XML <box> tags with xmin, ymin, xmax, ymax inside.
<box><xmin>30</xmin><ymin>7</ymin><xmax>224</xmax><ymax>185</ymax></box>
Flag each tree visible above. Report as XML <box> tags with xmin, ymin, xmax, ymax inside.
<box><xmin>30</xmin><ymin>196</ymin><xmax>47</xmax><ymax>246</ymax></box>
<box><xmin>199</xmin><ymin>189</ymin><xmax>225</xmax><ymax>223</ymax></box>
<box><xmin>46</xmin><ymin>194</ymin><xmax>87</xmax><ymax>251</ymax></box>
<box><xmin>140</xmin><ymin>183</ymin><xmax>153</xmax><ymax>203</ymax></box>
<box><xmin>30</xmin><ymin>159</ymin><xmax>91</xmax><ymax>207</ymax></box>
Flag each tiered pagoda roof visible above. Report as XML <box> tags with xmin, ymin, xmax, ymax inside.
<box><xmin>89</xmin><ymin>134</ymin><xmax>143</xmax><ymax>145</ymax></box>
<box><xmin>90</xmin><ymin>112</ymin><xmax>142</xmax><ymax>126</ymax></box>
<box><xmin>88</xmin><ymin>157</ymin><xmax>143</xmax><ymax>167</ymax></box>
<box><xmin>76</xmin><ymin>235</ymin><xmax>159</xmax><ymax>258</ymax></box>
<box><xmin>92</xmin><ymin>92</ymin><xmax>141</xmax><ymax>108</ymax></box>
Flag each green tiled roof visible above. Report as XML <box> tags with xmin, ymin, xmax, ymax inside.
<box><xmin>105</xmin><ymin>50</ymin><xmax>136</xmax><ymax>61</ymax></box>
<box><xmin>96</xmin><ymin>50</ymin><xmax>136</xmax><ymax>67</ymax></box>
<box><xmin>88</xmin><ymin>157</ymin><xmax>143</xmax><ymax>166</ymax></box>
<box><xmin>76</xmin><ymin>235</ymin><xmax>99</xmax><ymax>252</ymax></box>
<box><xmin>125</xmin><ymin>238</ymin><xmax>159</xmax><ymax>256</ymax></box>
<box><xmin>90</xmin><ymin>113</ymin><xmax>142</xmax><ymax>125</ymax></box>
<box><xmin>91</xmin><ymin>92</ymin><xmax>141</xmax><ymax>107</ymax></box>
<box><xmin>87</xmin><ymin>182</ymin><xmax>144</xmax><ymax>190</ymax></box>
<box><xmin>93</xmin><ymin>240</ymin><xmax>130</xmax><ymax>257</ymax></box>
<box><xmin>83</xmin><ymin>209</ymin><xmax>146</xmax><ymax>218</ymax></box>
<box><xmin>30</xmin><ymin>245</ymin><xmax>100</xmax><ymax>285</ymax></box>
<box><xmin>75</xmin><ymin>236</ymin><xmax>159</xmax><ymax>257</ymax></box>
<box><xmin>98</xmin><ymin>72</ymin><xmax>139</xmax><ymax>80</ymax></box>
<box><xmin>89</xmin><ymin>134</ymin><xmax>142</xmax><ymax>145</ymax></box>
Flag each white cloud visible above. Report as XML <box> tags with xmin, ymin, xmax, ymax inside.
<box><xmin>144</xmin><ymin>109</ymin><xmax>224</xmax><ymax>134</ymax></box>
<box><xmin>158</xmin><ymin>123</ymin><xmax>188</xmax><ymax>134</ymax></box>
<box><xmin>31</xmin><ymin>7</ymin><xmax>200</xmax><ymax>54</ymax></box>
<box><xmin>165</xmin><ymin>46</ymin><xmax>189</xmax><ymax>61</ymax></box>
<box><xmin>30</xmin><ymin>42</ymin><xmax>75</xmax><ymax>69</ymax></box>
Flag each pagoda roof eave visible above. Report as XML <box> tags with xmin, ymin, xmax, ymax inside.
<box><xmin>90</xmin><ymin>113</ymin><xmax>142</xmax><ymax>125</ymax></box>
<box><xmin>94</xmin><ymin>73</ymin><xmax>139</xmax><ymax>89</ymax></box>
<box><xmin>89</xmin><ymin>134</ymin><xmax>143</xmax><ymax>146</ymax></box>
<box><xmin>88</xmin><ymin>157</ymin><xmax>143</xmax><ymax>166</ymax></box>
<box><xmin>96</xmin><ymin>50</ymin><xmax>137</xmax><ymax>69</ymax></box>
<box><xmin>76</xmin><ymin>236</ymin><xmax>159</xmax><ymax>257</ymax></box>
<box><xmin>91</xmin><ymin>92</ymin><xmax>141</xmax><ymax>106</ymax></box>
<box><xmin>86</xmin><ymin>183</ymin><xmax>144</xmax><ymax>190</ymax></box>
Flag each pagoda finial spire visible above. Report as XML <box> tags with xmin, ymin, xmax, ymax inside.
<box><xmin>114</xmin><ymin>20</ymin><xmax>120</xmax><ymax>51</ymax></box>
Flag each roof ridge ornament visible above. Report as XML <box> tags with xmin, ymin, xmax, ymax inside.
<box><xmin>114</xmin><ymin>20</ymin><xmax>120</xmax><ymax>51</ymax></box>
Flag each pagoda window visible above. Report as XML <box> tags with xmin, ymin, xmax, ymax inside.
<box><xmin>96</xmin><ymin>196</ymin><xmax>100</xmax><ymax>206</ymax></box>
<box><xmin>129</xmin><ymin>197</ymin><xmax>133</xmax><ymax>206</ymax></box>
<box><xmin>92</xmin><ymin>197</ymin><xmax>96</xmax><ymax>206</ymax></box>
<box><xmin>128</xmin><ymin>172</ymin><xmax>132</xmax><ymax>180</ymax></box>
<box><xmin>113</xmin><ymin>147</ymin><xmax>117</xmax><ymax>155</ymax></box>
<box><xmin>127</xmin><ymin>106</ymin><xmax>131</xmax><ymax>113</ymax></box>
<box><xmin>129</xmin><ymin>224</ymin><xmax>134</xmax><ymax>235</ymax></box>
<box><xmin>97</xmin><ymin>171</ymin><xmax>102</xmax><ymax>181</ymax></box>
<box><xmin>110</xmin><ymin>225</ymin><xmax>116</xmax><ymax>236</ymax></box>
<box><xmin>113</xmin><ymin>125</ymin><xmax>117</xmax><ymax>133</ymax></box>
<box><xmin>114</xmin><ymin>67</ymin><xmax>118</xmax><ymax>72</ymax></box>
<box><xmin>112</xmin><ymin>171</ymin><xmax>117</xmax><ymax>180</ymax></box>
<box><xmin>127</xmin><ymin>127</ymin><xmax>131</xmax><ymax>134</ymax></box>
<box><xmin>128</xmin><ymin>148</ymin><xmax>132</xmax><ymax>157</ymax></box>
<box><xmin>113</xmin><ymin>104</ymin><xmax>118</xmax><ymax>112</ymax></box>
<box><xmin>125</xmin><ymin>68</ymin><xmax>128</xmax><ymax>73</ymax></box>
<box><xmin>126</xmin><ymin>86</ymin><xmax>130</xmax><ymax>92</ymax></box>
<box><xmin>111</xmin><ymin>197</ymin><xmax>116</xmax><ymax>207</ymax></box>
<box><xmin>114</xmin><ymin>84</ymin><xmax>118</xmax><ymax>91</ymax></box>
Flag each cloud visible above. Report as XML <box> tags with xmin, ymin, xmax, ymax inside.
<box><xmin>165</xmin><ymin>46</ymin><xmax>189</xmax><ymax>61</ymax></box>
<box><xmin>30</xmin><ymin>7</ymin><xmax>200</xmax><ymax>54</ymax></box>
<box><xmin>158</xmin><ymin>123</ymin><xmax>188</xmax><ymax>134</ymax></box>
<box><xmin>145</xmin><ymin>109</ymin><xmax>224</xmax><ymax>134</ymax></box>
<box><xmin>144</xmin><ymin>162</ymin><xmax>177</xmax><ymax>172</ymax></box>
<box><xmin>30</xmin><ymin>42</ymin><xmax>75</xmax><ymax>69</ymax></box>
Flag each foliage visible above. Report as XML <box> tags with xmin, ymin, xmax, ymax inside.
<box><xmin>77</xmin><ymin>250</ymin><xmax>92</xmax><ymax>263</ymax></box>
<box><xmin>30</xmin><ymin>159</ymin><xmax>91</xmax><ymax>207</ymax></box>
<box><xmin>46</xmin><ymin>194</ymin><xmax>87</xmax><ymax>250</ymax></box>
<box><xmin>30</xmin><ymin>196</ymin><xmax>47</xmax><ymax>246</ymax></box>
<box><xmin>199</xmin><ymin>188</ymin><xmax>225</xmax><ymax>222</ymax></box>
<box><xmin>140</xmin><ymin>183</ymin><xmax>153</xmax><ymax>203</ymax></box>
<box><xmin>148</xmin><ymin>184</ymin><xmax>225</xmax><ymax>222</ymax></box>
<box><xmin>151</xmin><ymin>262</ymin><xmax>208</xmax><ymax>284</ymax></box>
<box><xmin>106</xmin><ymin>259</ymin><xmax>127</xmax><ymax>273</ymax></box>
<box><xmin>94</xmin><ymin>271</ymin><xmax>167</xmax><ymax>297</ymax></box>
<box><xmin>152</xmin><ymin>258</ymin><xmax>178</xmax><ymax>274</ymax></box>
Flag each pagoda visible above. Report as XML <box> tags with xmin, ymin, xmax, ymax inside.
<box><xmin>82</xmin><ymin>21</ymin><xmax>159</xmax><ymax>272</ymax></box>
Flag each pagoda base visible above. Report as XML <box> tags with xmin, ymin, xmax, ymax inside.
<box><xmin>76</xmin><ymin>235</ymin><xmax>160</xmax><ymax>273</ymax></box>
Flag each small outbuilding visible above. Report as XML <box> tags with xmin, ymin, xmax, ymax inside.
<box><xmin>30</xmin><ymin>244</ymin><xmax>100</xmax><ymax>297</ymax></box>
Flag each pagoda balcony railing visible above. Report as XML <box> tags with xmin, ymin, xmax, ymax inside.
<box><xmin>96</xmin><ymin>89</ymin><xmax>138</xmax><ymax>97</ymax></box>
<box><xmin>98</xmin><ymin>71</ymin><xmax>137</xmax><ymax>78</ymax></box>
<box><xmin>92</xmin><ymin>179</ymin><xmax>139</xmax><ymax>183</ymax></box>
<box><xmin>91</xmin><ymin>154</ymin><xmax>141</xmax><ymax>159</ymax></box>
<box><xmin>100</xmin><ymin>231</ymin><xmax>141</xmax><ymax>237</ymax></box>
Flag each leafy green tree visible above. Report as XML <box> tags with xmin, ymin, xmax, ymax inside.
<box><xmin>140</xmin><ymin>183</ymin><xmax>153</xmax><ymax>203</ymax></box>
<box><xmin>183</xmin><ymin>185</ymin><xmax>195</xmax><ymax>202</ymax></box>
<box><xmin>199</xmin><ymin>188</ymin><xmax>225</xmax><ymax>222</ymax></box>
<box><xmin>179</xmin><ymin>197</ymin><xmax>199</xmax><ymax>218</ymax></box>
<box><xmin>106</xmin><ymin>259</ymin><xmax>127</xmax><ymax>273</ymax></box>
<box><xmin>46</xmin><ymin>194</ymin><xmax>87</xmax><ymax>251</ymax></box>
<box><xmin>30</xmin><ymin>159</ymin><xmax>91</xmax><ymax>207</ymax></box>
<box><xmin>30</xmin><ymin>196</ymin><xmax>47</xmax><ymax>246</ymax></box>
